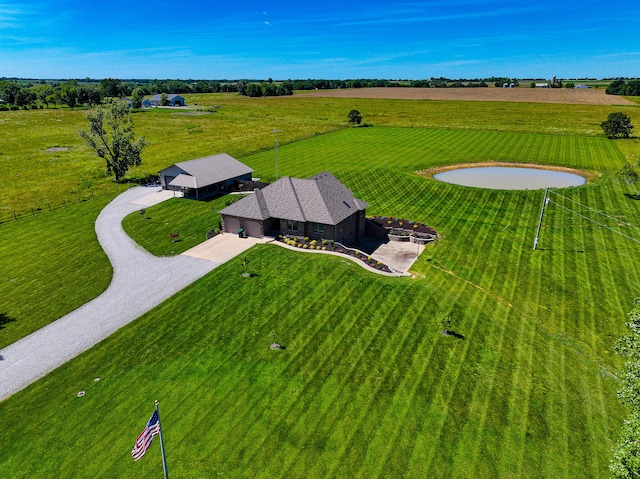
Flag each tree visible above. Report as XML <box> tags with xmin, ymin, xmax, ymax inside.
<box><xmin>0</xmin><ymin>81</ymin><xmax>21</xmax><ymax>104</ymax></box>
<box><xmin>32</xmin><ymin>84</ymin><xmax>55</xmax><ymax>107</ymax></box>
<box><xmin>602</xmin><ymin>112</ymin><xmax>634</xmax><ymax>139</ymax></box>
<box><xmin>348</xmin><ymin>109</ymin><xmax>362</xmax><ymax>126</ymax></box>
<box><xmin>245</xmin><ymin>83</ymin><xmax>263</xmax><ymax>97</ymax></box>
<box><xmin>131</xmin><ymin>87</ymin><xmax>145</xmax><ymax>108</ymax></box>
<box><xmin>611</xmin><ymin>299</ymin><xmax>640</xmax><ymax>478</ymax></box>
<box><xmin>160</xmin><ymin>93</ymin><xmax>170</xmax><ymax>106</ymax></box>
<box><xmin>437</xmin><ymin>312</ymin><xmax>453</xmax><ymax>333</ymax></box>
<box><xmin>60</xmin><ymin>81</ymin><xmax>79</xmax><ymax>109</ymax></box>
<box><xmin>617</xmin><ymin>163</ymin><xmax>639</xmax><ymax>185</ymax></box>
<box><xmin>98</xmin><ymin>78</ymin><xmax>123</xmax><ymax>98</ymax></box>
<box><xmin>79</xmin><ymin>99</ymin><xmax>149</xmax><ymax>181</ymax></box>
<box><xmin>78</xmin><ymin>85</ymin><xmax>101</xmax><ymax>107</ymax></box>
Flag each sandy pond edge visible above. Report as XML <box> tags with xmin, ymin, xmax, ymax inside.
<box><xmin>417</xmin><ymin>161</ymin><xmax>599</xmax><ymax>183</ymax></box>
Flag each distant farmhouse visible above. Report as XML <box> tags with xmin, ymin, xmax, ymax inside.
<box><xmin>159</xmin><ymin>153</ymin><xmax>253</xmax><ymax>199</ymax></box>
<box><xmin>150</xmin><ymin>94</ymin><xmax>186</xmax><ymax>107</ymax></box>
<box><xmin>219</xmin><ymin>172</ymin><xmax>367</xmax><ymax>245</ymax></box>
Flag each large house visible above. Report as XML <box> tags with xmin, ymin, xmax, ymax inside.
<box><xmin>150</xmin><ymin>94</ymin><xmax>186</xmax><ymax>107</ymax></box>
<box><xmin>159</xmin><ymin>153</ymin><xmax>254</xmax><ymax>199</ymax></box>
<box><xmin>219</xmin><ymin>172</ymin><xmax>368</xmax><ymax>245</ymax></box>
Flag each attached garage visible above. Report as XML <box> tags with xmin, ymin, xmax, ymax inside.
<box><xmin>223</xmin><ymin>217</ymin><xmax>241</xmax><ymax>233</ymax></box>
<box><xmin>244</xmin><ymin>220</ymin><xmax>262</xmax><ymax>238</ymax></box>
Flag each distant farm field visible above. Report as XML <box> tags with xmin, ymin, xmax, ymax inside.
<box><xmin>301</xmin><ymin>86</ymin><xmax>636</xmax><ymax>105</ymax></box>
<box><xmin>3</xmin><ymin>120</ymin><xmax>640</xmax><ymax>477</ymax></box>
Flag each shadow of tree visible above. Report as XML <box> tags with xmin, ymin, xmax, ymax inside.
<box><xmin>442</xmin><ymin>329</ymin><xmax>466</xmax><ymax>340</ymax></box>
<box><xmin>0</xmin><ymin>312</ymin><xmax>16</xmax><ymax>330</ymax></box>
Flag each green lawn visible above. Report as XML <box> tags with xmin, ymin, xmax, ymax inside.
<box><xmin>121</xmin><ymin>195</ymin><xmax>244</xmax><ymax>256</ymax></box>
<box><xmin>2</xmin><ymin>124</ymin><xmax>640</xmax><ymax>477</ymax></box>
<box><xmin>0</xmin><ymin>194</ymin><xmax>113</xmax><ymax>349</ymax></box>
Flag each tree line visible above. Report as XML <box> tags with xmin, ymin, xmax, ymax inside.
<box><xmin>0</xmin><ymin>78</ymin><xmax>246</xmax><ymax>110</ymax></box>
<box><xmin>606</xmin><ymin>79</ymin><xmax>640</xmax><ymax>96</ymax></box>
<box><xmin>3</xmin><ymin>75</ymin><xmax>607</xmax><ymax>108</ymax></box>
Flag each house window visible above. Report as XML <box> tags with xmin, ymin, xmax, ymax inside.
<box><xmin>287</xmin><ymin>220</ymin><xmax>298</xmax><ymax>232</ymax></box>
<box><xmin>313</xmin><ymin>223</ymin><xmax>325</xmax><ymax>234</ymax></box>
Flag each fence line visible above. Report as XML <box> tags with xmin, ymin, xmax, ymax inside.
<box><xmin>0</xmin><ymin>180</ymin><xmax>152</xmax><ymax>225</ymax></box>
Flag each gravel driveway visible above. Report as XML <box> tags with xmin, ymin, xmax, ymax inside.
<box><xmin>0</xmin><ymin>187</ymin><xmax>219</xmax><ymax>401</ymax></box>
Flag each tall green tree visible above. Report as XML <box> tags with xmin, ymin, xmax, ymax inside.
<box><xmin>602</xmin><ymin>112</ymin><xmax>634</xmax><ymax>139</ymax></box>
<box><xmin>60</xmin><ymin>81</ymin><xmax>79</xmax><ymax>109</ymax></box>
<box><xmin>98</xmin><ymin>78</ymin><xmax>123</xmax><ymax>98</ymax></box>
<box><xmin>79</xmin><ymin>99</ymin><xmax>149</xmax><ymax>181</ymax></box>
<box><xmin>131</xmin><ymin>87</ymin><xmax>145</xmax><ymax>108</ymax></box>
<box><xmin>0</xmin><ymin>81</ymin><xmax>21</xmax><ymax>104</ymax></box>
<box><xmin>348</xmin><ymin>109</ymin><xmax>363</xmax><ymax>126</ymax></box>
<box><xmin>32</xmin><ymin>84</ymin><xmax>55</xmax><ymax>107</ymax></box>
<box><xmin>611</xmin><ymin>299</ymin><xmax>640</xmax><ymax>478</ymax></box>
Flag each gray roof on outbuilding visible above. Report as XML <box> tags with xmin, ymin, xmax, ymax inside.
<box><xmin>219</xmin><ymin>171</ymin><xmax>368</xmax><ymax>225</ymax></box>
<box><xmin>161</xmin><ymin>153</ymin><xmax>253</xmax><ymax>189</ymax></box>
<box><xmin>150</xmin><ymin>93</ymin><xmax>185</xmax><ymax>101</ymax></box>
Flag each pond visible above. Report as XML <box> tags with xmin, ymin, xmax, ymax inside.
<box><xmin>433</xmin><ymin>166</ymin><xmax>586</xmax><ymax>190</ymax></box>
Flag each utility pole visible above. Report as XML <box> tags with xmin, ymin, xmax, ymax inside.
<box><xmin>272</xmin><ymin>128</ymin><xmax>281</xmax><ymax>180</ymax></box>
<box><xmin>533</xmin><ymin>188</ymin><xmax>550</xmax><ymax>250</ymax></box>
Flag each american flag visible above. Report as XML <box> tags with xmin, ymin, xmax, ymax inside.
<box><xmin>131</xmin><ymin>410</ymin><xmax>161</xmax><ymax>461</ymax></box>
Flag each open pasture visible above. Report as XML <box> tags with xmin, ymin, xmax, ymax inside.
<box><xmin>3</xmin><ymin>121</ymin><xmax>640</xmax><ymax>477</ymax></box>
<box><xmin>1</xmin><ymin>93</ymin><xmax>638</xmax><ymax>217</ymax></box>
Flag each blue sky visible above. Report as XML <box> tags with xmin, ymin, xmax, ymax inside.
<box><xmin>1</xmin><ymin>1</ymin><xmax>638</xmax><ymax>80</ymax></box>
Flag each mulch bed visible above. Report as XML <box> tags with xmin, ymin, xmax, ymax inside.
<box><xmin>277</xmin><ymin>236</ymin><xmax>393</xmax><ymax>273</ymax></box>
<box><xmin>368</xmin><ymin>216</ymin><xmax>437</xmax><ymax>237</ymax></box>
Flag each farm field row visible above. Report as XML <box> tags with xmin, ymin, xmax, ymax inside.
<box><xmin>2</xmin><ymin>124</ymin><xmax>640</xmax><ymax>476</ymax></box>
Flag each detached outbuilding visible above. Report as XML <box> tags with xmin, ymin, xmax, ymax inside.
<box><xmin>150</xmin><ymin>94</ymin><xmax>186</xmax><ymax>107</ymax></box>
<box><xmin>219</xmin><ymin>172</ymin><xmax>368</xmax><ymax>245</ymax></box>
<box><xmin>159</xmin><ymin>153</ymin><xmax>253</xmax><ymax>199</ymax></box>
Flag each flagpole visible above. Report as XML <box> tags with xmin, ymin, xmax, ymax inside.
<box><xmin>155</xmin><ymin>400</ymin><xmax>170</xmax><ymax>479</ymax></box>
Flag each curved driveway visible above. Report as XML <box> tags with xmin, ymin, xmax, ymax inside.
<box><xmin>0</xmin><ymin>187</ymin><xmax>220</xmax><ymax>401</ymax></box>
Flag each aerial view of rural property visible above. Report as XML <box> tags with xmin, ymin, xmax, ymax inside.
<box><xmin>1</xmin><ymin>1</ymin><xmax>640</xmax><ymax>478</ymax></box>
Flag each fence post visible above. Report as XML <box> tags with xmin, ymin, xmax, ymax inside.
<box><xmin>92</xmin><ymin>192</ymin><xmax>95</xmax><ymax>199</ymax></box>
<box><xmin>48</xmin><ymin>203</ymin><xmax>51</xmax><ymax>212</ymax></box>
<box><xmin>63</xmin><ymin>199</ymin><xmax>66</xmax><ymax>208</ymax></box>
<box><xmin>31</xmin><ymin>207</ymin><xmax>35</xmax><ymax>216</ymax></box>
<box><xmin>14</xmin><ymin>212</ymin><xmax>17</xmax><ymax>221</ymax></box>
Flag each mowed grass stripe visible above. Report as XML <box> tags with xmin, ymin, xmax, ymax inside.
<box><xmin>448</xmin><ymin>292</ymin><xmax>513</xmax><ymax>477</ymax></box>
<box><xmin>410</xmin><ymin>292</ymin><xmax>495</xmax><ymax>477</ymax></box>
<box><xmin>312</xmin><ymin>290</ymin><xmax>418</xmax><ymax>478</ymax></box>
<box><xmin>320</xmin><ymin>291</ymin><xmax>432</xmax><ymax>478</ymax></box>
<box><xmin>203</xmin><ymin>257</ymin><xmax>379</xmax><ymax>462</ymax></box>
<box><xmin>499</xmin><ymin>309</ymin><xmax>537</xmax><ymax>477</ymax></box>
<box><xmin>240</xmin><ymin>279</ymin><xmax>395</xmax><ymax>473</ymax></box>
<box><xmin>354</xmin><ymin>298</ymin><xmax>445</xmax><ymax>477</ymax></box>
